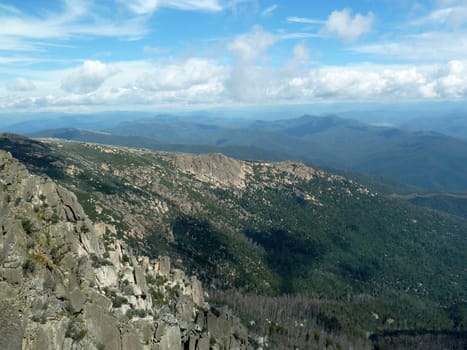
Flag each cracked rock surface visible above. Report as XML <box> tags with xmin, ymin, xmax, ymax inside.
<box><xmin>0</xmin><ymin>150</ymin><xmax>251</xmax><ymax>350</ymax></box>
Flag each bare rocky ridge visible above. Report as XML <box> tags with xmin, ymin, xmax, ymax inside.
<box><xmin>0</xmin><ymin>149</ymin><xmax>251</xmax><ymax>350</ymax></box>
<box><xmin>173</xmin><ymin>153</ymin><xmax>252</xmax><ymax>189</ymax></box>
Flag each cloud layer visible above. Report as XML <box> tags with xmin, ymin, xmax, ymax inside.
<box><xmin>1</xmin><ymin>1</ymin><xmax>467</xmax><ymax>111</ymax></box>
<box><xmin>4</xmin><ymin>55</ymin><xmax>467</xmax><ymax>111</ymax></box>
<box><xmin>61</xmin><ymin>60</ymin><xmax>119</xmax><ymax>94</ymax></box>
<box><xmin>5</xmin><ymin>78</ymin><xmax>36</xmax><ymax>92</ymax></box>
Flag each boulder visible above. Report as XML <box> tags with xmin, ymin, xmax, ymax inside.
<box><xmin>159</xmin><ymin>325</ymin><xmax>182</xmax><ymax>350</ymax></box>
<box><xmin>84</xmin><ymin>304</ymin><xmax>121</xmax><ymax>350</ymax></box>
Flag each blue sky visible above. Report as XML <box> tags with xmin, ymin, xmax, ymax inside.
<box><xmin>1</xmin><ymin>0</ymin><xmax>467</xmax><ymax>112</ymax></box>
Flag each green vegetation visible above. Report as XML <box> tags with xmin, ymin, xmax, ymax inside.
<box><xmin>90</xmin><ymin>254</ymin><xmax>112</xmax><ymax>268</ymax></box>
<box><xmin>21</xmin><ymin>219</ymin><xmax>34</xmax><ymax>235</ymax></box>
<box><xmin>2</xmin><ymin>135</ymin><xmax>467</xmax><ymax>348</ymax></box>
<box><xmin>65</xmin><ymin>318</ymin><xmax>87</xmax><ymax>342</ymax></box>
<box><xmin>126</xmin><ymin>308</ymin><xmax>147</xmax><ymax>319</ymax></box>
<box><xmin>29</xmin><ymin>114</ymin><xmax>467</xmax><ymax>192</ymax></box>
<box><xmin>21</xmin><ymin>259</ymin><xmax>35</xmax><ymax>275</ymax></box>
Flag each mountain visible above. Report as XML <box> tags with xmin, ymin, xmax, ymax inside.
<box><xmin>30</xmin><ymin>128</ymin><xmax>291</xmax><ymax>162</ymax></box>
<box><xmin>265</xmin><ymin>115</ymin><xmax>467</xmax><ymax>192</ymax></box>
<box><xmin>105</xmin><ymin>118</ymin><xmax>331</xmax><ymax>163</ymax></box>
<box><xmin>34</xmin><ymin>114</ymin><xmax>467</xmax><ymax>192</ymax></box>
<box><xmin>1</xmin><ymin>134</ymin><xmax>466</xmax><ymax>349</ymax></box>
<box><xmin>1</xmin><ymin>111</ymin><xmax>156</xmax><ymax>134</ymax></box>
<box><xmin>400</xmin><ymin>113</ymin><xmax>467</xmax><ymax>140</ymax></box>
<box><xmin>0</xmin><ymin>146</ymin><xmax>250</xmax><ymax>350</ymax></box>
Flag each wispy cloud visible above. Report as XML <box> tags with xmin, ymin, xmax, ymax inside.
<box><xmin>0</xmin><ymin>3</ymin><xmax>21</xmax><ymax>15</ymax></box>
<box><xmin>281</xmin><ymin>33</ymin><xmax>323</xmax><ymax>40</ymax></box>
<box><xmin>287</xmin><ymin>16</ymin><xmax>325</xmax><ymax>25</ymax></box>
<box><xmin>353</xmin><ymin>31</ymin><xmax>467</xmax><ymax>61</ymax></box>
<box><xmin>143</xmin><ymin>46</ymin><xmax>168</xmax><ymax>54</ymax></box>
<box><xmin>0</xmin><ymin>0</ymin><xmax>149</xmax><ymax>52</ymax></box>
<box><xmin>0</xmin><ymin>0</ymin><xmax>224</xmax><ymax>54</ymax></box>
<box><xmin>261</xmin><ymin>4</ymin><xmax>278</xmax><ymax>16</ymax></box>
<box><xmin>411</xmin><ymin>5</ymin><xmax>467</xmax><ymax>27</ymax></box>
<box><xmin>3</xmin><ymin>2</ymin><xmax>467</xmax><ymax>111</ymax></box>
<box><xmin>163</xmin><ymin>0</ymin><xmax>222</xmax><ymax>11</ymax></box>
<box><xmin>5</xmin><ymin>77</ymin><xmax>36</xmax><ymax>92</ymax></box>
<box><xmin>120</xmin><ymin>0</ymin><xmax>223</xmax><ymax>14</ymax></box>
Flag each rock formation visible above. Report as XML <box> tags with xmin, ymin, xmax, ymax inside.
<box><xmin>0</xmin><ymin>150</ymin><xmax>250</xmax><ymax>350</ymax></box>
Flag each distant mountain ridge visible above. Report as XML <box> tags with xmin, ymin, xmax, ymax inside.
<box><xmin>30</xmin><ymin>114</ymin><xmax>467</xmax><ymax>192</ymax></box>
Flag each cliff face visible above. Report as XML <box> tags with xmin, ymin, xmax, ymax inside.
<box><xmin>0</xmin><ymin>149</ymin><xmax>250</xmax><ymax>350</ymax></box>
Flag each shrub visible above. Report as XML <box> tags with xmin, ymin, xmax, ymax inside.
<box><xmin>122</xmin><ymin>254</ymin><xmax>130</xmax><ymax>264</ymax></box>
<box><xmin>21</xmin><ymin>219</ymin><xmax>34</xmax><ymax>235</ymax></box>
<box><xmin>50</xmin><ymin>213</ymin><xmax>60</xmax><ymax>224</ymax></box>
<box><xmin>90</xmin><ymin>254</ymin><xmax>113</xmax><ymax>268</ymax></box>
<box><xmin>126</xmin><ymin>308</ymin><xmax>147</xmax><ymax>319</ymax></box>
<box><xmin>112</xmin><ymin>295</ymin><xmax>128</xmax><ymax>308</ymax></box>
<box><xmin>65</xmin><ymin>319</ymin><xmax>87</xmax><ymax>342</ymax></box>
<box><xmin>22</xmin><ymin>259</ymin><xmax>35</xmax><ymax>275</ymax></box>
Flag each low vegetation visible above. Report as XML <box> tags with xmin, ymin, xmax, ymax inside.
<box><xmin>1</xmin><ymin>134</ymin><xmax>466</xmax><ymax>349</ymax></box>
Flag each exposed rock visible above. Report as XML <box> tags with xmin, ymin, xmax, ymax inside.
<box><xmin>207</xmin><ymin>306</ymin><xmax>249</xmax><ymax>350</ymax></box>
<box><xmin>85</xmin><ymin>304</ymin><xmax>122</xmax><ymax>349</ymax></box>
<box><xmin>191</xmin><ymin>276</ymin><xmax>205</xmax><ymax>307</ymax></box>
<box><xmin>158</xmin><ymin>325</ymin><xmax>182</xmax><ymax>350</ymax></box>
<box><xmin>122</xmin><ymin>331</ymin><xmax>144</xmax><ymax>350</ymax></box>
<box><xmin>174</xmin><ymin>153</ymin><xmax>252</xmax><ymax>189</ymax></box>
<box><xmin>156</xmin><ymin>256</ymin><xmax>171</xmax><ymax>277</ymax></box>
<box><xmin>0</xmin><ymin>149</ymin><xmax>252</xmax><ymax>350</ymax></box>
<box><xmin>0</xmin><ymin>284</ymin><xmax>24</xmax><ymax>350</ymax></box>
<box><xmin>68</xmin><ymin>287</ymin><xmax>86</xmax><ymax>313</ymax></box>
<box><xmin>95</xmin><ymin>265</ymin><xmax>119</xmax><ymax>288</ymax></box>
<box><xmin>134</xmin><ymin>265</ymin><xmax>149</xmax><ymax>295</ymax></box>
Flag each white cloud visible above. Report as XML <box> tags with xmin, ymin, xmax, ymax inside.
<box><xmin>121</xmin><ymin>0</ymin><xmax>222</xmax><ymax>14</ymax></box>
<box><xmin>293</xmin><ymin>43</ymin><xmax>311</xmax><ymax>62</ymax></box>
<box><xmin>321</xmin><ymin>9</ymin><xmax>374</xmax><ymax>42</ymax></box>
<box><xmin>61</xmin><ymin>60</ymin><xmax>120</xmax><ymax>94</ymax></box>
<box><xmin>0</xmin><ymin>0</ymin><xmax>223</xmax><ymax>53</ymax></box>
<box><xmin>143</xmin><ymin>45</ymin><xmax>167</xmax><ymax>54</ymax></box>
<box><xmin>434</xmin><ymin>60</ymin><xmax>467</xmax><ymax>97</ymax></box>
<box><xmin>353</xmin><ymin>31</ymin><xmax>467</xmax><ymax>61</ymax></box>
<box><xmin>412</xmin><ymin>5</ymin><xmax>467</xmax><ymax>27</ymax></box>
<box><xmin>226</xmin><ymin>27</ymin><xmax>279</xmax><ymax>102</ymax></box>
<box><xmin>123</xmin><ymin>0</ymin><xmax>160</xmax><ymax>14</ymax></box>
<box><xmin>0</xmin><ymin>3</ymin><xmax>21</xmax><ymax>15</ymax></box>
<box><xmin>4</xmin><ymin>55</ymin><xmax>467</xmax><ymax>111</ymax></box>
<box><xmin>287</xmin><ymin>16</ymin><xmax>324</xmax><ymax>24</ymax></box>
<box><xmin>228</xmin><ymin>26</ymin><xmax>278</xmax><ymax>63</ymax></box>
<box><xmin>278</xmin><ymin>61</ymin><xmax>467</xmax><ymax>101</ymax></box>
<box><xmin>261</xmin><ymin>4</ymin><xmax>278</xmax><ymax>16</ymax></box>
<box><xmin>163</xmin><ymin>0</ymin><xmax>222</xmax><ymax>11</ymax></box>
<box><xmin>5</xmin><ymin>77</ymin><xmax>36</xmax><ymax>91</ymax></box>
<box><xmin>136</xmin><ymin>58</ymin><xmax>227</xmax><ymax>92</ymax></box>
<box><xmin>0</xmin><ymin>0</ymin><xmax>149</xmax><ymax>50</ymax></box>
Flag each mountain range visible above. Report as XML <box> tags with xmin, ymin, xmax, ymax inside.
<box><xmin>30</xmin><ymin>114</ymin><xmax>467</xmax><ymax>193</ymax></box>
<box><xmin>1</xmin><ymin>133</ymin><xmax>466</xmax><ymax>349</ymax></box>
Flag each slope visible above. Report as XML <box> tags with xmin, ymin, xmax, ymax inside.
<box><xmin>0</xmin><ymin>147</ymin><xmax>250</xmax><ymax>350</ymax></box>
<box><xmin>1</xmin><ymin>134</ymin><xmax>466</xmax><ymax>348</ymax></box>
<box><xmin>100</xmin><ymin>114</ymin><xmax>467</xmax><ymax>191</ymax></box>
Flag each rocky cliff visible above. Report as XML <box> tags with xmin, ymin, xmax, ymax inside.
<box><xmin>0</xmin><ymin>149</ymin><xmax>250</xmax><ymax>350</ymax></box>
